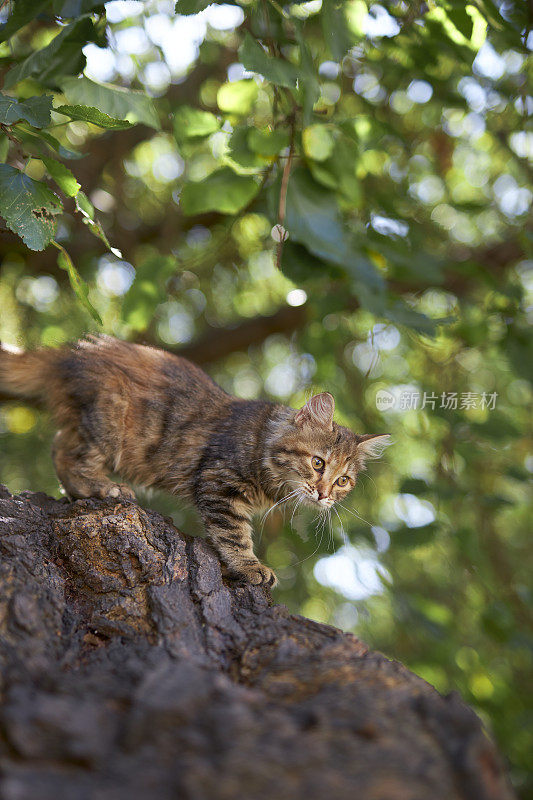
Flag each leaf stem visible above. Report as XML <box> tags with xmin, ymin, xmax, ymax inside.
<box><xmin>276</xmin><ymin>117</ymin><xmax>295</xmax><ymax>269</ymax></box>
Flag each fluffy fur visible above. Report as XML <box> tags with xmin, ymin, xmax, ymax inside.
<box><xmin>0</xmin><ymin>336</ymin><xmax>390</xmax><ymax>587</ymax></box>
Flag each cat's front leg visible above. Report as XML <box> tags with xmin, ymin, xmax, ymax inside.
<box><xmin>197</xmin><ymin>492</ymin><xmax>277</xmax><ymax>587</ymax></box>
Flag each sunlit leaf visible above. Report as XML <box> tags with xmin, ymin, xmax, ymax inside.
<box><xmin>302</xmin><ymin>124</ymin><xmax>336</xmax><ymax>161</ymax></box>
<box><xmin>217</xmin><ymin>80</ymin><xmax>258</xmax><ymax>115</ymax></box>
<box><xmin>74</xmin><ymin>190</ymin><xmax>120</xmax><ymax>254</ymax></box>
<box><xmin>42</xmin><ymin>157</ymin><xmax>80</xmax><ymax>197</ymax></box>
<box><xmin>55</xmin><ymin>104</ymin><xmax>134</xmax><ymax>129</ymax></box>
<box><xmin>29</xmin><ymin>128</ymin><xmax>85</xmax><ymax>160</ymax></box>
<box><xmin>226</xmin><ymin>126</ymin><xmax>268</xmax><ymax>174</ymax></box>
<box><xmin>55</xmin><ymin>244</ymin><xmax>102</xmax><ymax>324</ymax></box>
<box><xmin>173</xmin><ymin>105</ymin><xmax>220</xmax><ymax>140</ymax></box>
<box><xmin>61</xmin><ymin>76</ymin><xmax>160</xmax><ymax>129</ymax></box>
<box><xmin>0</xmin><ymin>164</ymin><xmax>61</xmax><ymax>251</ymax></box>
<box><xmin>75</xmin><ymin>189</ymin><xmax>95</xmax><ymax>220</ymax></box>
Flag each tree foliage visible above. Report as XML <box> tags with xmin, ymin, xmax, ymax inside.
<box><xmin>0</xmin><ymin>0</ymin><xmax>531</xmax><ymax>795</ymax></box>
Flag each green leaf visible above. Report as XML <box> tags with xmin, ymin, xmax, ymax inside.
<box><xmin>175</xmin><ymin>0</ymin><xmax>213</xmax><ymax>13</ymax></box>
<box><xmin>173</xmin><ymin>105</ymin><xmax>220</xmax><ymax>140</ymax></box>
<box><xmin>217</xmin><ymin>80</ymin><xmax>258</xmax><ymax>115</ymax></box>
<box><xmin>74</xmin><ymin>190</ymin><xmax>121</xmax><ymax>255</ymax></box>
<box><xmin>386</xmin><ymin>300</ymin><xmax>451</xmax><ymax>335</ymax></box>
<box><xmin>61</xmin><ymin>76</ymin><xmax>160</xmax><ymax>129</ymax></box>
<box><xmin>0</xmin><ymin>164</ymin><xmax>61</xmax><ymax>251</ymax></box>
<box><xmin>181</xmin><ymin>168</ymin><xmax>259</xmax><ymax>215</ymax></box>
<box><xmin>302</xmin><ymin>124</ymin><xmax>336</xmax><ymax>161</ymax></box>
<box><xmin>29</xmin><ymin>128</ymin><xmax>84</xmax><ymax>160</ymax></box>
<box><xmin>248</xmin><ymin>127</ymin><xmax>289</xmax><ymax>157</ymax></box>
<box><xmin>239</xmin><ymin>33</ymin><xmax>300</xmax><ymax>89</ymax></box>
<box><xmin>42</xmin><ymin>157</ymin><xmax>80</xmax><ymax>197</ymax></box>
<box><xmin>447</xmin><ymin>6</ymin><xmax>474</xmax><ymax>40</ymax></box>
<box><xmin>0</xmin><ymin>0</ymin><xmax>50</xmax><ymax>44</ymax></box>
<box><xmin>276</xmin><ymin>167</ymin><xmax>381</xmax><ymax>290</ymax></box>
<box><xmin>0</xmin><ymin>94</ymin><xmax>54</xmax><ymax>128</ymax></box>
<box><xmin>226</xmin><ymin>126</ymin><xmax>268</xmax><ymax>174</ymax></box>
<box><xmin>0</xmin><ymin>133</ymin><xmax>9</xmax><ymax>162</ymax></box>
<box><xmin>53</xmin><ymin>0</ymin><xmax>106</xmax><ymax>15</ymax></box>
<box><xmin>297</xmin><ymin>34</ymin><xmax>321</xmax><ymax>126</ymax></box>
<box><xmin>321</xmin><ymin>0</ymin><xmax>354</xmax><ymax>59</ymax></box>
<box><xmin>282</xmin><ymin>241</ymin><xmax>341</xmax><ymax>283</ymax></box>
<box><xmin>4</xmin><ymin>18</ymin><xmax>97</xmax><ymax>89</ymax></box>
<box><xmin>122</xmin><ymin>255</ymin><xmax>176</xmax><ymax>331</ymax></box>
<box><xmin>399</xmin><ymin>478</ymin><xmax>431</xmax><ymax>495</ymax></box>
<box><xmin>308</xmin><ymin>136</ymin><xmax>360</xmax><ymax>202</ymax></box>
<box><xmin>55</xmin><ymin>244</ymin><xmax>102</xmax><ymax>324</ymax></box>
<box><xmin>55</xmin><ymin>104</ymin><xmax>134</xmax><ymax>129</ymax></box>
<box><xmin>75</xmin><ymin>189</ymin><xmax>95</xmax><ymax>220</ymax></box>
<box><xmin>393</xmin><ymin>524</ymin><xmax>439</xmax><ymax>548</ymax></box>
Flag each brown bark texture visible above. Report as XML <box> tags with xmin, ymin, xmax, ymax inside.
<box><xmin>0</xmin><ymin>486</ymin><xmax>514</xmax><ymax>800</ymax></box>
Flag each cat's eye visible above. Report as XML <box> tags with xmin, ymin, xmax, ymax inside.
<box><xmin>336</xmin><ymin>476</ymin><xmax>349</xmax><ymax>487</ymax></box>
<box><xmin>311</xmin><ymin>456</ymin><xmax>324</xmax><ymax>471</ymax></box>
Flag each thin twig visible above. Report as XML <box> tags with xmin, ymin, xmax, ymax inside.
<box><xmin>275</xmin><ymin>121</ymin><xmax>295</xmax><ymax>269</ymax></box>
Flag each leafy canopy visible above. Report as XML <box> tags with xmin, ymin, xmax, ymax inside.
<box><xmin>0</xmin><ymin>1</ymin><xmax>531</xmax><ymax>795</ymax></box>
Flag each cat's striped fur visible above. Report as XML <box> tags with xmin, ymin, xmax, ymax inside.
<box><xmin>0</xmin><ymin>336</ymin><xmax>389</xmax><ymax>587</ymax></box>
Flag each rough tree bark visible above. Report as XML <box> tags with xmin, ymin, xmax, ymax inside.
<box><xmin>0</xmin><ymin>486</ymin><xmax>514</xmax><ymax>800</ymax></box>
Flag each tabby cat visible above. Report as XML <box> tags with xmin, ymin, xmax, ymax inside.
<box><xmin>0</xmin><ymin>336</ymin><xmax>389</xmax><ymax>587</ymax></box>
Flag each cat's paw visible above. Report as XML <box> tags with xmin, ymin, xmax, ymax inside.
<box><xmin>238</xmin><ymin>561</ymin><xmax>278</xmax><ymax>588</ymax></box>
<box><xmin>102</xmin><ymin>483</ymin><xmax>136</xmax><ymax>501</ymax></box>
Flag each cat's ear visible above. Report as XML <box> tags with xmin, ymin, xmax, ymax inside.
<box><xmin>295</xmin><ymin>392</ymin><xmax>335</xmax><ymax>430</ymax></box>
<box><xmin>356</xmin><ymin>434</ymin><xmax>391</xmax><ymax>465</ymax></box>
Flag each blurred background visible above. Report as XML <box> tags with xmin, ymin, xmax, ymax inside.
<box><xmin>0</xmin><ymin>0</ymin><xmax>531</xmax><ymax>795</ymax></box>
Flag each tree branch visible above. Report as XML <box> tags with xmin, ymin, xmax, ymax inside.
<box><xmin>0</xmin><ymin>485</ymin><xmax>515</xmax><ymax>800</ymax></box>
<box><xmin>169</xmin><ymin>302</ymin><xmax>308</xmax><ymax>364</ymax></box>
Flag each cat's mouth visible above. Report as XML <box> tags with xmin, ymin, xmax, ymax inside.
<box><xmin>300</xmin><ymin>485</ymin><xmax>334</xmax><ymax>509</ymax></box>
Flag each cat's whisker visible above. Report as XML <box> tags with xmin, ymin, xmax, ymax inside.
<box><xmin>337</xmin><ymin>502</ymin><xmax>372</xmax><ymax>528</ymax></box>
<box><xmin>288</xmin><ymin>517</ymin><xmax>327</xmax><ymax>568</ymax></box>
<box><xmin>332</xmin><ymin>505</ymin><xmax>348</xmax><ymax>547</ymax></box>
<box><xmin>315</xmin><ymin>508</ymin><xmax>328</xmax><ymax>541</ymax></box>
<box><xmin>327</xmin><ymin>510</ymin><xmax>335</xmax><ymax>552</ymax></box>
<box><xmin>260</xmin><ymin>489</ymin><xmax>299</xmax><ymax>527</ymax></box>
<box><xmin>358</xmin><ymin>472</ymin><xmax>378</xmax><ymax>499</ymax></box>
<box><xmin>258</xmin><ymin>490</ymin><xmax>300</xmax><ymax>542</ymax></box>
<box><xmin>290</xmin><ymin>494</ymin><xmax>305</xmax><ymax>528</ymax></box>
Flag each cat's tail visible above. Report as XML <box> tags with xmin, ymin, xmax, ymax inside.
<box><xmin>0</xmin><ymin>343</ymin><xmax>58</xmax><ymax>400</ymax></box>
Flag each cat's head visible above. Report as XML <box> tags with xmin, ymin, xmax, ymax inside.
<box><xmin>267</xmin><ymin>393</ymin><xmax>390</xmax><ymax>509</ymax></box>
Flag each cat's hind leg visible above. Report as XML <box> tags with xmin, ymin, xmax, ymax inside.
<box><xmin>52</xmin><ymin>428</ymin><xmax>136</xmax><ymax>501</ymax></box>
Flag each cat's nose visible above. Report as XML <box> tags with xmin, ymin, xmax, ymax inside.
<box><xmin>317</xmin><ymin>491</ymin><xmax>328</xmax><ymax>500</ymax></box>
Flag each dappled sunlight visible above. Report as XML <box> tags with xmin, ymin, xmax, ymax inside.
<box><xmin>0</xmin><ymin>0</ymin><xmax>530</xmax><ymax>792</ymax></box>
